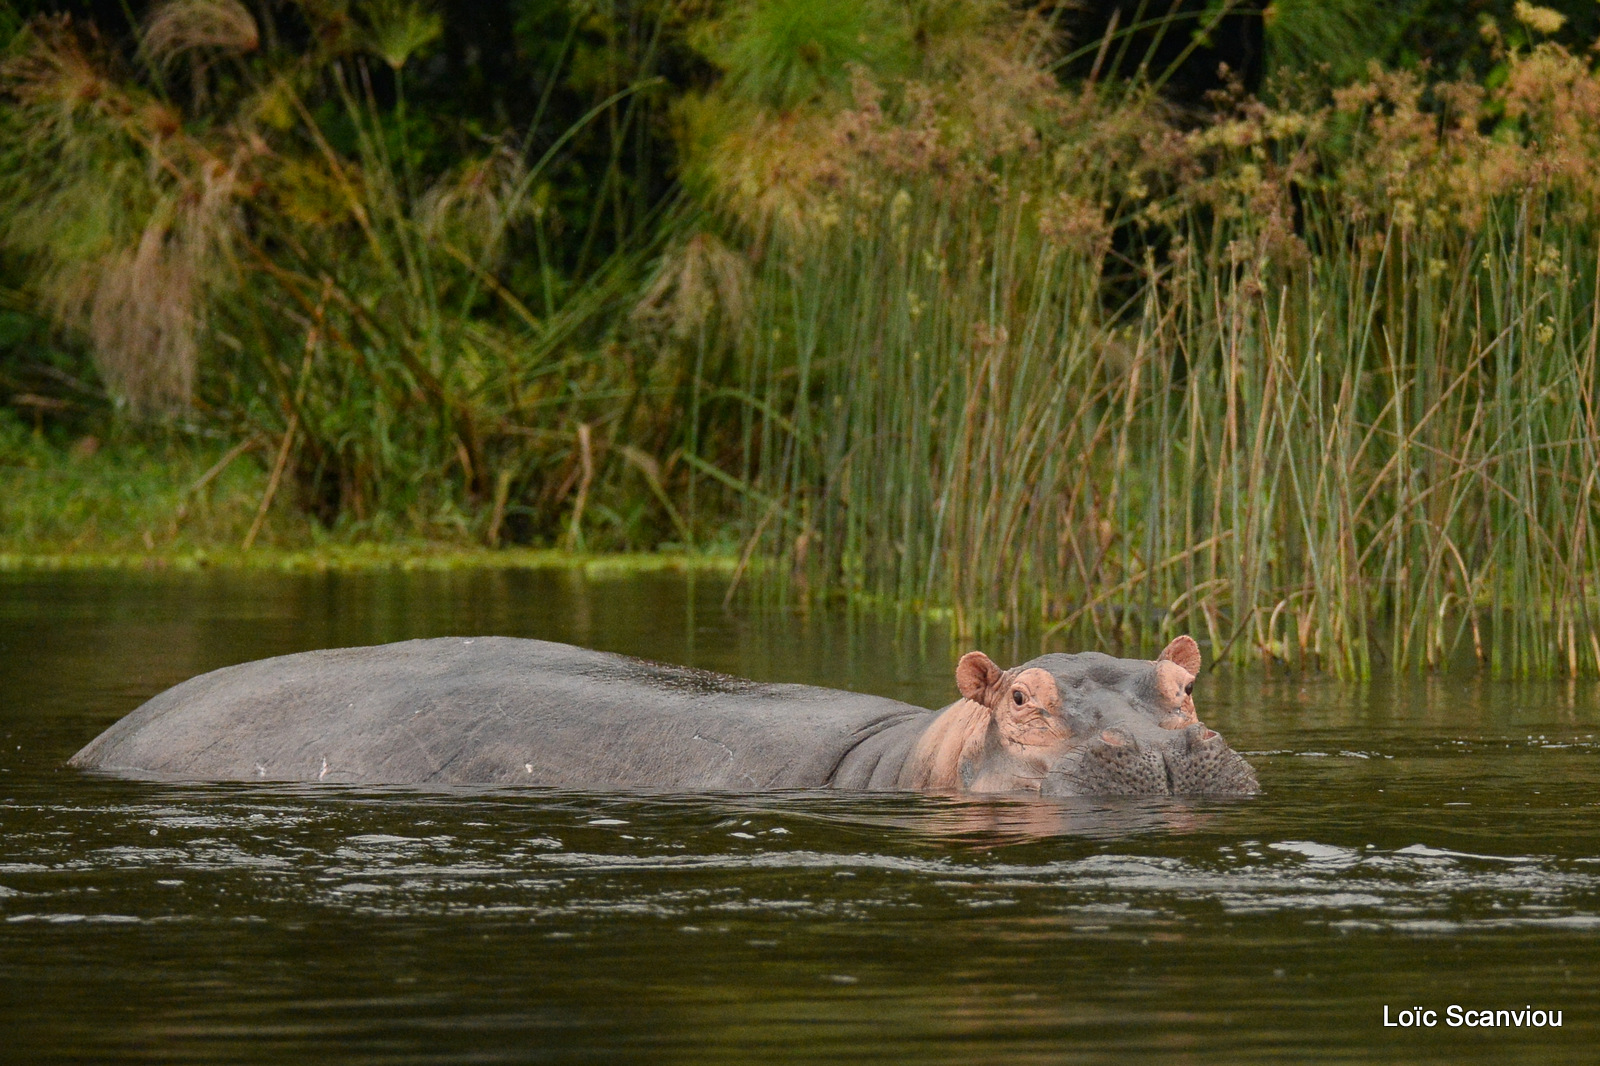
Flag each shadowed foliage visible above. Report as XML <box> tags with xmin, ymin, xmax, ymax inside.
<box><xmin>8</xmin><ymin>0</ymin><xmax>1600</xmax><ymax>677</ymax></box>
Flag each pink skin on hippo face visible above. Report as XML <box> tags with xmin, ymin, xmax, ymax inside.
<box><xmin>899</xmin><ymin>636</ymin><xmax>1258</xmax><ymax>796</ymax></box>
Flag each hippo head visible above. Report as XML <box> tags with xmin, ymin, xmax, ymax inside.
<box><xmin>906</xmin><ymin>636</ymin><xmax>1259</xmax><ymax>796</ymax></box>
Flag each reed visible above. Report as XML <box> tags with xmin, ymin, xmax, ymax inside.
<box><xmin>706</xmin><ymin>198</ymin><xmax>1600</xmax><ymax>678</ymax></box>
<box><xmin>11</xmin><ymin>1</ymin><xmax>1600</xmax><ymax>677</ymax></box>
<box><xmin>669</xmin><ymin>10</ymin><xmax>1600</xmax><ymax>678</ymax></box>
<box><xmin>0</xmin><ymin>3</ymin><xmax>684</xmax><ymax>549</ymax></box>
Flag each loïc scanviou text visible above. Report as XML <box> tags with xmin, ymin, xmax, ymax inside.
<box><xmin>1384</xmin><ymin>1005</ymin><xmax>1562</xmax><ymax>1028</ymax></box>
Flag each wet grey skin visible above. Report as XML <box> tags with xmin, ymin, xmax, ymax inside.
<box><xmin>1026</xmin><ymin>652</ymin><xmax>1260</xmax><ymax>797</ymax></box>
<box><xmin>69</xmin><ymin>637</ymin><xmax>1259</xmax><ymax>796</ymax></box>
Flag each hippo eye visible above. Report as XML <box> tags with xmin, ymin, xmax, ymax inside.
<box><xmin>1011</xmin><ymin>689</ymin><xmax>1026</xmax><ymax>706</ymax></box>
<box><xmin>1184</xmin><ymin>682</ymin><xmax>1194</xmax><ymax>695</ymax></box>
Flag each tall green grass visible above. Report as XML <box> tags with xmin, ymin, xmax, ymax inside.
<box><xmin>603</xmin><ymin>2</ymin><xmax>1600</xmax><ymax>677</ymax></box>
<box><xmin>684</xmin><ymin>73</ymin><xmax>1600</xmax><ymax>677</ymax></box>
<box><xmin>0</xmin><ymin>5</ymin><xmax>685</xmax><ymax>550</ymax></box>
<box><xmin>11</xmin><ymin>1</ymin><xmax>1600</xmax><ymax>678</ymax></box>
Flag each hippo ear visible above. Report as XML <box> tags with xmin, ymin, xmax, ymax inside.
<box><xmin>1158</xmin><ymin>635</ymin><xmax>1202</xmax><ymax>675</ymax></box>
<box><xmin>956</xmin><ymin>651</ymin><xmax>1004</xmax><ymax>704</ymax></box>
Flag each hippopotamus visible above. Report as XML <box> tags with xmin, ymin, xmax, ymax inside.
<box><xmin>69</xmin><ymin>635</ymin><xmax>1258</xmax><ymax>795</ymax></box>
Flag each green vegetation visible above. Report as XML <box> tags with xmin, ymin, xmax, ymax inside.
<box><xmin>7</xmin><ymin>0</ymin><xmax>1600</xmax><ymax>676</ymax></box>
<box><xmin>0</xmin><ymin>411</ymin><xmax>275</xmax><ymax>553</ymax></box>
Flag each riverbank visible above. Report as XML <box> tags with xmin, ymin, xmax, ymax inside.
<box><xmin>0</xmin><ymin>423</ymin><xmax>737</xmax><ymax>574</ymax></box>
<box><xmin>0</xmin><ymin>546</ymin><xmax>737</xmax><ymax>574</ymax></box>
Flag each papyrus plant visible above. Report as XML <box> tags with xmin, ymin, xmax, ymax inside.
<box><xmin>660</xmin><ymin>0</ymin><xmax>1600</xmax><ymax>677</ymax></box>
<box><xmin>0</xmin><ymin>0</ymin><xmax>661</xmax><ymax>542</ymax></box>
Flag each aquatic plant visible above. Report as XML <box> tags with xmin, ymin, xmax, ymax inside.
<box><xmin>659</xmin><ymin>4</ymin><xmax>1600</xmax><ymax>677</ymax></box>
<box><xmin>0</xmin><ymin>0</ymin><xmax>680</xmax><ymax>548</ymax></box>
<box><xmin>12</xmin><ymin>1</ymin><xmax>1600</xmax><ymax>677</ymax></box>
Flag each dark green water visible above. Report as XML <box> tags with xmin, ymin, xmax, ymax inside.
<box><xmin>3</xmin><ymin>568</ymin><xmax>1599</xmax><ymax>1064</ymax></box>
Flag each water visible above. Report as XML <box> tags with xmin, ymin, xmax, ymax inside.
<box><xmin>2</xmin><ymin>567</ymin><xmax>1599</xmax><ymax>1063</ymax></box>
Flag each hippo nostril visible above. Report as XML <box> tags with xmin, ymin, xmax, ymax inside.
<box><xmin>1100</xmin><ymin>729</ymin><xmax>1130</xmax><ymax>747</ymax></box>
<box><xmin>1202</xmin><ymin>729</ymin><xmax>1217</xmax><ymax>741</ymax></box>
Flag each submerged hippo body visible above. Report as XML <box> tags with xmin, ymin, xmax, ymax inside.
<box><xmin>70</xmin><ymin>635</ymin><xmax>1258</xmax><ymax>796</ymax></box>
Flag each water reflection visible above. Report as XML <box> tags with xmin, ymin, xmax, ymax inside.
<box><xmin>853</xmin><ymin>794</ymin><xmax>1222</xmax><ymax>845</ymax></box>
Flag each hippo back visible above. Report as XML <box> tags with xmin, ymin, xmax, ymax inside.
<box><xmin>69</xmin><ymin>637</ymin><xmax>934</xmax><ymax>789</ymax></box>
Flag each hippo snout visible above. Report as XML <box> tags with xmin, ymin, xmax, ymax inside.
<box><xmin>1041</xmin><ymin>723</ymin><xmax>1259</xmax><ymax>797</ymax></box>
